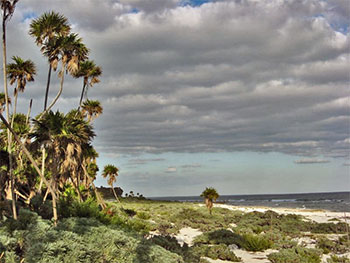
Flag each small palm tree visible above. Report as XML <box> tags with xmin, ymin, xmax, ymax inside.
<box><xmin>81</xmin><ymin>99</ymin><xmax>103</xmax><ymax>122</ymax></box>
<box><xmin>102</xmin><ymin>164</ymin><xmax>120</xmax><ymax>202</ymax></box>
<box><xmin>7</xmin><ymin>56</ymin><xmax>36</xmax><ymax>127</ymax></box>
<box><xmin>73</xmin><ymin>60</ymin><xmax>102</xmax><ymax>107</ymax></box>
<box><xmin>200</xmin><ymin>187</ymin><xmax>219</xmax><ymax>215</ymax></box>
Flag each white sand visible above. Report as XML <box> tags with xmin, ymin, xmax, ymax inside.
<box><xmin>214</xmin><ymin>204</ymin><xmax>350</xmax><ymax>224</ymax></box>
<box><xmin>175</xmin><ymin>227</ymin><xmax>203</xmax><ymax>246</ymax></box>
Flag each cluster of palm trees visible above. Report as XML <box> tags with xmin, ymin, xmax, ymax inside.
<box><xmin>0</xmin><ymin>2</ymin><xmax>117</xmax><ymax>225</ymax></box>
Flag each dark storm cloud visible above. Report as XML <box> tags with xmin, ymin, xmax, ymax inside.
<box><xmin>5</xmin><ymin>0</ymin><xmax>350</xmax><ymax>160</ymax></box>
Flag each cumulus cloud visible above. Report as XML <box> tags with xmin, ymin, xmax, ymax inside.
<box><xmin>5</xmin><ymin>0</ymin><xmax>350</xmax><ymax>161</ymax></box>
<box><xmin>294</xmin><ymin>158</ymin><xmax>331</xmax><ymax>164</ymax></box>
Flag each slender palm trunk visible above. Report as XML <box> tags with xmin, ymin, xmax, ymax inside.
<box><xmin>10</xmin><ymin>89</ymin><xmax>18</xmax><ymax>129</ymax></box>
<box><xmin>26</xmin><ymin>99</ymin><xmax>32</xmax><ymax>125</ymax></box>
<box><xmin>111</xmin><ymin>183</ymin><xmax>120</xmax><ymax>202</ymax></box>
<box><xmin>44</xmin><ymin>64</ymin><xmax>52</xmax><ymax>110</ymax></box>
<box><xmin>38</xmin><ymin>147</ymin><xmax>46</xmax><ymax>194</ymax></box>
<box><xmin>92</xmin><ymin>182</ymin><xmax>106</xmax><ymax>209</ymax></box>
<box><xmin>41</xmin><ymin>62</ymin><xmax>65</xmax><ymax>117</ymax></box>
<box><xmin>79</xmin><ymin>81</ymin><xmax>86</xmax><ymax>108</ymax></box>
<box><xmin>2</xmin><ymin>10</ymin><xmax>16</xmax><ymax>220</ymax></box>
<box><xmin>0</xmin><ymin>113</ymin><xmax>58</xmax><ymax>225</ymax></box>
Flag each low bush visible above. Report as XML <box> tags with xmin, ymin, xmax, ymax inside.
<box><xmin>316</xmin><ymin>235</ymin><xmax>350</xmax><ymax>254</ymax></box>
<box><xmin>240</xmin><ymin>233</ymin><xmax>273</xmax><ymax>252</ymax></box>
<box><xmin>121</xmin><ymin>208</ymin><xmax>137</xmax><ymax>217</ymax></box>
<box><xmin>150</xmin><ymin>235</ymin><xmax>200</xmax><ymax>262</ymax></box>
<box><xmin>137</xmin><ymin>211</ymin><xmax>151</xmax><ymax>220</ymax></box>
<box><xmin>193</xmin><ymin>229</ymin><xmax>243</xmax><ymax>245</ymax></box>
<box><xmin>30</xmin><ymin>194</ymin><xmax>53</xmax><ymax>219</ymax></box>
<box><xmin>192</xmin><ymin>244</ymin><xmax>241</xmax><ymax>262</ymax></box>
<box><xmin>268</xmin><ymin>247</ymin><xmax>322</xmax><ymax>263</ymax></box>
<box><xmin>311</xmin><ymin>222</ymin><xmax>348</xmax><ymax>234</ymax></box>
<box><xmin>0</xmin><ymin>212</ymin><xmax>184</xmax><ymax>263</ymax></box>
<box><xmin>327</xmin><ymin>255</ymin><xmax>350</xmax><ymax>263</ymax></box>
<box><xmin>264</xmin><ymin>230</ymin><xmax>297</xmax><ymax>249</ymax></box>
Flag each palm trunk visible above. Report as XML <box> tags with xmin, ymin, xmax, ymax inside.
<box><xmin>10</xmin><ymin>89</ymin><xmax>18</xmax><ymax>129</ymax></box>
<box><xmin>79</xmin><ymin>81</ymin><xmax>86</xmax><ymax>108</ymax></box>
<box><xmin>38</xmin><ymin>147</ymin><xmax>46</xmax><ymax>194</ymax></box>
<box><xmin>2</xmin><ymin>9</ymin><xmax>16</xmax><ymax>220</ymax></box>
<box><xmin>91</xmin><ymin>183</ymin><xmax>106</xmax><ymax>209</ymax></box>
<box><xmin>111</xmin><ymin>183</ymin><xmax>120</xmax><ymax>202</ymax></box>
<box><xmin>26</xmin><ymin>99</ymin><xmax>32</xmax><ymax>125</ymax></box>
<box><xmin>44</xmin><ymin>64</ymin><xmax>52</xmax><ymax>110</ymax></box>
<box><xmin>0</xmin><ymin>113</ymin><xmax>58</xmax><ymax>225</ymax></box>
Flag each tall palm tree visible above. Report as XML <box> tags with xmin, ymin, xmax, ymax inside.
<box><xmin>1</xmin><ymin>0</ymin><xmax>19</xmax><ymax>220</ymax></box>
<box><xmin>81</xmin><ymin>99</ymin><xmax>103</xmax><ymax>122</ymax></box>
<box><xmin>200</xmin><ymin>187</ymin><xmax>219</xmax><ymax>215</ymax></box>
<box><xmin>42</xmin><ymin>33</ymin><xmax>89</xmax><ymax>115</ymax></box>
<box><xmin>7</xmin><ymin>56</ymin><xmax>36</xmax><ymax>128</ymax></box>
<box><xmin>73</xmin><ymin>60</ymin><xmax>102</xmax><ymax>108</ymax></box>
<box><xmin>29</xmin><ymin>11</ymin><xmax>70</xmax><ymax>110</ymax></box>
<box><xmin>102</xmin><ymin>164</ymin><xmax>120</xmax><ymax>202</ymax></box>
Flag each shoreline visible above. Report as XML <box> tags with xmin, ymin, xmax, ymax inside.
<box><xmin>211</xmin><ymin>203</ymin><xmax>350</xmax><ymax>224</ymax></box>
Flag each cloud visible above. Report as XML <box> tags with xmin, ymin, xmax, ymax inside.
<box><xmin>165</xmin><ymin>167</ymin><xmax>177</xmax><ymax>173</ymax></box>
<box><xmin>294</xmin><ymin>158</ymin><xmax>331</xmax><ymax>164</ymax></box>
<box><xmin>181</xmin><ymin>164</ymin><xmax>202</xmax><ymax>169</ymax></box>
<box><xmin>5</xmin><ymin>0</ymin><xmax>350</xmax><ymax>161</ymax></box>
<box><xmin>127</xmin><ymin>158</ymin><xmax>165</xmax><ymax>165</ymax></box>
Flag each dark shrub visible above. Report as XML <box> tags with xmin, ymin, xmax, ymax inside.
<box><xmin>268</xmin><ymin>247</ymin><xmax>322</xmax><ymax>263</ymax></box>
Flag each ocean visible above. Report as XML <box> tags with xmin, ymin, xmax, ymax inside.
<box><xmin>150</xmin><ymin>191</ymin><xmax>350</xmax><ymax>212</ymax></box>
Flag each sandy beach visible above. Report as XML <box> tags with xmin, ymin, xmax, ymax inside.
<box><xmin>172</xmin><ymin>203</ymin><xmax>350</xmax><ymax>263</ymax></box>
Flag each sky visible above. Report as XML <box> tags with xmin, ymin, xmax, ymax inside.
<box><xmin>2</xmin><ymin>0</ymin><xmax>350</xmax><ymax>197</ymax></box>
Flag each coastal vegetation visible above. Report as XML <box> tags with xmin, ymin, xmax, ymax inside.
<box><xmin>0</xmin><ymin>2</ymin><xmax>349</xmax><ymax>263</ymax></box>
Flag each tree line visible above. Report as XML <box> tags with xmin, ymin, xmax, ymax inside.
<box><xmin>0</xmin><ymin>1</ymin><xmax>119</xmax><ymax>225</ymax></box>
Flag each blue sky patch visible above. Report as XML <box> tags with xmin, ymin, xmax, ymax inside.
<box><xmin>179</xmin><ymin>0</ymin><xmax>211</xmax><ymax>7</ymax></box>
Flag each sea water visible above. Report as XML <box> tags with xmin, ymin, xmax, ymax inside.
<box><xmin>150</xmin><ymin>192</ymin><xmax>350</xmax><ymax>212</ymax></box>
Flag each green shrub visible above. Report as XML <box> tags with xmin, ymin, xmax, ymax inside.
<box><xmin>268</xmin><ymin>247</ymin><xmax>322</xmax><ymax>263</ymax></box>
<box><xmin>150</xmin><ymin>235</ymin><xmax>200</xmax><ymax>262</ymax></box>
<box><xmin>311</xmin><ymin>222</ymin><xmax>348</xmax><ymax>234</ymax></box>
<box><xmin>316</xmin><ymin>237</ymin><xmax>336</xmax><ymax>254</ymax></box>
<box><xmin>4</xmin><ymin>209</ymin><xmax>39</xmax><ymax>232</ymax></box>
<box><xmin>193</xmin><ymin>244</ymin><xmax>240</xmax><ymax>261</ymax></box>
<box><xmin>194</xmin><ymin>229</ymin><xmax>243</xmax><ymax>245</ymax></box>
<box><xmin>137</xmin><ymin>211</ymin><xmax>151</xmax><ymax>220</ymax></box>
<box><xmin>240</xmin><ymin>233</ymin><xmax>273</xmax><ymax>252</ymax></box>
<box><xmin>264</xmin><ymin>230</ymin><xmax>297</xmax><ymax>249</ymax></box>
<box><xmin>327</xmin><ymin>255</ymin><xmax>350</xmax><ymax>263</ymax></box>
<box><xmin>121</xmin><ymin>208</ymin><xmax>137</xmax><ymax>217</ymax></box>
<box><xmin>30</xmin><ymin>194</ymin><xmax>53</xmax><ymax>219</ymax></box>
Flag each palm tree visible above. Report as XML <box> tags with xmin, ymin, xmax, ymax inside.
<box><xmin>29</xmin><ymin>11</ymin><xmax>70</xmax><ymax>110</ymax></box>
<box><xmin>7</xmin><ymin>56</ymin><xmax>36</xmax><ymax>128</ymax></box>
<box><xmin>81</xmin><ymin>99</ymin><xmax>103</xmax><ymax>122</ymax></box>
<box><xmin>102</xmin><ymin>164</ymin><xmax>120</xmax><ymax>202</ymax></box>
<box><xmin>200</xmin><ymin>187</ymin><xmax>219</xmax><ymax>215</ymax></box>
<box><xmin>42</xmin><ymin>33</ymin><xmax>89</xmax><ymax>115</ymax></box>
<box><xmin>73</xmin><ymin>60</ymin><xmax>102</xmax><ymax>107</ymax></box>
<box><xmin>1</xmin><ymin>0</ymin><xmax>19</xmax><ymax>220</ymax></box>
<box><xmin>31</xmin><ymin>110</ymin><xmax>95</xmax><ymax>221</ymax></box>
